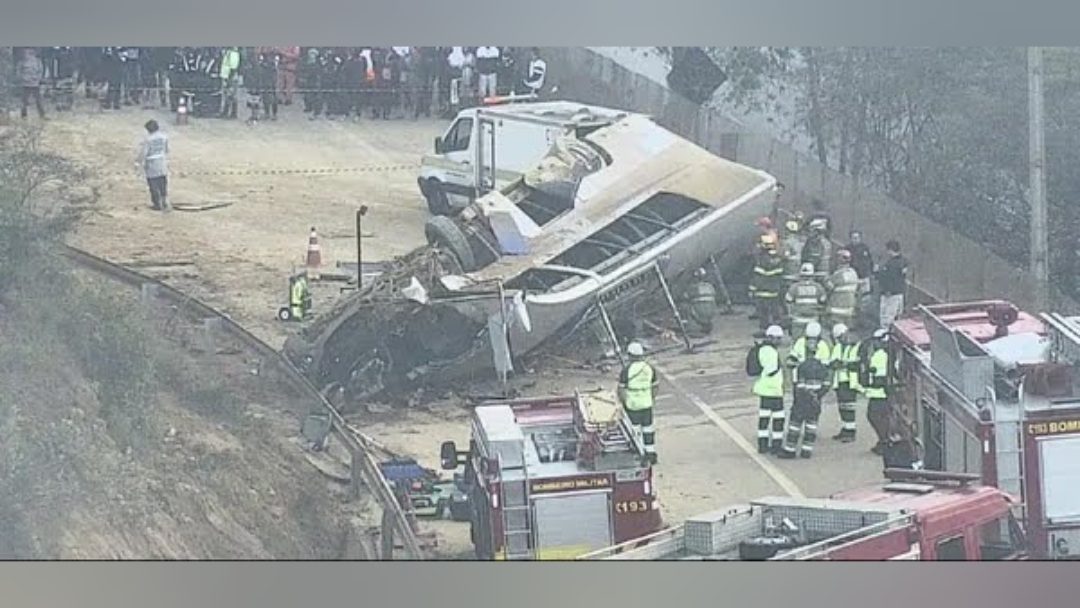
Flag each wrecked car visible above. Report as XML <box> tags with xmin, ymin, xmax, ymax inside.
<box><xmin>283</xmin><ymin>102</ymin><xmax>778</xmax><ymax>403</ymax></box>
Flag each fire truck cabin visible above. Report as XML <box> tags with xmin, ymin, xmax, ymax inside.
<box><xmin>889</xmin><ymin>299</ymin><xmax>1080</xmax><ymax>559</ymax></box>
<box><xmin>443</xmin><ymin>391</ymin><xmax>663</xmax><ymax>560</ymax></box>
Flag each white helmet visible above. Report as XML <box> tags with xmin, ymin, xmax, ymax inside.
<box><xmin>765</xmin><ymin>325</ymin><xmax>784</xmax><ymax>339</ymax></box>
<box><xmin>805</xmin><ymin>322</ymin><xmax>822</xmax><ymax>339</ymax></box>
<box><xmin>872</xmin><ymin>328</ymin><xmax>888</xmax><ymax>340</ymax></box>
<box><xmin>626</xmin><ymin>342</ymin><xmax>645</xmax><ymax>357</ymax></box>
<box><xmin>800</xmin><ymin>263</ymin><xmax>815</xmax><ymax>276</ymax></box>
<box><xmin>832</xmin><ymin>323</ymin><xmax>848</xmax><ymax>339</ymax></box>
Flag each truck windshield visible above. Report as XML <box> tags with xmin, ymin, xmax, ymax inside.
<box><xmin>443</xmin><ymin>118</ymin><xmax>473</xmax><ymax>153</ymax></box>
<box><xmin>979</xmin><ymin>515</ymin><xmax>1024</xmax><ymax>560</ymax></box>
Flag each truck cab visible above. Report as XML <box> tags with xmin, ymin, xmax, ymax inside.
<box><xmin>417</xmin><ymin>100</ymin><xmax>628</xmax><ymax>216</ymax></box>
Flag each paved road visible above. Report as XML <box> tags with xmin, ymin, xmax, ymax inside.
<box><xmin>643</xmin><ymin>310</ymin><xmax>885</xmax><ymax>525</ymax></box>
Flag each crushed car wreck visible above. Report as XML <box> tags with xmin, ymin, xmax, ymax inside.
<box><xmin>283</xmin><ymin>102</ymin><xmax>779</xmax><ymax>403</ymax></box>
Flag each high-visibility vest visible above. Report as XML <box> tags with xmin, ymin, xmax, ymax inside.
<box><xmin>831</xmin><ymin>342</ymin><xmax>863</xmax><ymax>390</ymax></box>
<box><xmin>622</xmin><ymin>361</ymin><xmax>656</xmax><ymax>411</ymax></box>
<box><xmin>290</xmin><ymin>277</ymin><xmax>308</xmax><ymax>313</ymax></box>
<box><xmin>752</xmin><ymin>344</ymin><xmax>784</xmax><ymax>398</ymax></box>
<box><xmin>864</xmin><ymin>348</ymin><xmax>889</xmax><ymax>399</ymax></box>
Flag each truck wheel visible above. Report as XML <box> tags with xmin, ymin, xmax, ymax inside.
<box><xmin>425</xmin><ymin>216</ymin><xmax>477</xmax><ymax>272</ymax></box>
<box><xmin>277</xmin><ymin>307</ymin><xmax>293</xmax><ymax>322</ymax></box>
<box><xmin>421</xmin><ymin>178</ymin><xmax>453</xmax><ymax>216</ymax></box>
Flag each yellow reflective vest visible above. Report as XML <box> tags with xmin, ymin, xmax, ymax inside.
<box><xmin>864</xmin><ymin>347</ymin><xmax>889</xmax><ymax>399</ymax></box>
<box><xmin>752</xmin><ymin>344</ymin><xmax>784</xmax><ymax>398</ymax></box>
<box><xmin>621</xmin><ymin>361</ymin><xmax>656</xmax><ymax>411</ymax></box>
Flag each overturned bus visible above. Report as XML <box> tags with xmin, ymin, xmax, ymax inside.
<box><xmin>284</xmin><ymin>103</ymin><xmax>778</xmax><ymax>403</ymax></box>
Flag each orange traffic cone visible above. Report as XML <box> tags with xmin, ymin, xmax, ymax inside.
<box><xmin>305</xmin><ymin>227</ymin><xmax>322</xmax><ymax>279</ymax></box>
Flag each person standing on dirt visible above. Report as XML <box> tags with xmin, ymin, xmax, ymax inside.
<box><xmin>136</xmin><ymin>120</ymin><xmax>170</xmax><ymax>211</ymax></box>
<box><xmin>16</xmin><ymin>48</ymin><xmax>47</xmax><ymax>120</ymax></box>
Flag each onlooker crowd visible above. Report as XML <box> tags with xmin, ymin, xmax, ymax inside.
<box><xmin>11</xmin><ymin>46</ymin><xmax>550</xmax><ymax>122</ymax></box>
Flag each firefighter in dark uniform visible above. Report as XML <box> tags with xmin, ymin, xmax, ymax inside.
<box><xmin>779</xmin><ymin>350</ymin><xmax>831</xmax><ymax>459</ymax></box>
<box><xmin>683</xmin><ymin>267</ymin><xmax>718</xmax><ymax>336</ymax></box>
<box><xmin>618</xmin><ymin>342</ymin><xmax>659</xmax><ymax>465</ymax></box>
<box><xmin>100</xmin><ymin>47</ymin><xmax>123</xmax><ymax>110</ymax></box>
<box><xmin>750</xmin><ymin>241</ymin><xmax>786</xmax><ymax>331</ymax></box>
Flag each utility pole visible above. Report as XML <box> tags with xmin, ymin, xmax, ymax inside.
<box><xmin>1028</xmin><ymin>46</ymin><xmax>1049</xmax><ymax>310</ymax></box>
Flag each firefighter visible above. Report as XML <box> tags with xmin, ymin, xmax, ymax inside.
<box><xmin>750</xmin><ymin>243</ymin><xmax>785</xmax><ymax>331</ymax></box>
<box><xmin>829</xmin><ymin>323</ymin><xmax>862</xmax><ymax>442</ymax></box>
<box><xmin>801</xmin><ymin>217</ymin><xmax>832</xmax><ymax>279</ymax></box>
<box><xmin>50</xmin><ymin>46</ymin><xmax>76</xmax><ymax>111</ymax></box>
<box><xmin>825</xmin><ymin>248</ymin><xmax>859</xmax><ymax>330</ymax></box>
<box><xmin>618</xmin><ymin>342</ymin><xmax>658</xmax><ymax>465</ymax></box>
<box><xmin>779</xmin><ymin>348</ymin><xmax>831</xmax><ymax>459</ymax></box>
<box><xmin>786</xmin><ymin>320</ymin><xmax>830</xmax><ymax>384</ymax></box>
<box><xmin>863</xmin><ymin>329</ymin><xmax>892</xmax><ymax>455</ymax></box>
<box><xmin>785</xmin><ymin>263</ymin><xmax>826</xmax><ymax>340</ymax></box>
<box><xmin>755</xmin><ymin>216</ymin><xmax>779</xmax><ymax>250</ymax></box>
<box><xmin>684</xmin><ymin>268</ymin><xmax>717</xmax><ymax>336</ymax></box>
<box><xmin>781</xmin><ymin>218</ymin><xmax>806</xmax><ymax>287</ymax></box>
<box><xmin>289</xmin><ymin>273</ymin><xmax>312</xmax><ymax>321</ymax></box>
<box><xmin>752</xmin><ymin>325</ymin><xmax>786</xmax><ymax>454</ymax></box>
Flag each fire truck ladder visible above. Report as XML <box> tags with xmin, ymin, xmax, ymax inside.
<box><xmin>499</xmin><ymin>455</ymin><xmax>533</xmax><ymax>560</ymax></box>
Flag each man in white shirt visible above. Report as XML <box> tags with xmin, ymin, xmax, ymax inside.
<box><xmin>476</xmin><ymin>46</ymin><xmax>500</xmax><ymax>99</ymax></box>
<box><xmin>135</xmin><ymin>119</ymin><xmax>170</xmax><ymax>211</ymax></box>
<box><xmin>446</xmin><ymin>47</ymin><xmax>465</xmax><ymax>110</ymax></box>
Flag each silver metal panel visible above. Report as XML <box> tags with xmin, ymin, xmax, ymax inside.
<box><xmin>475</xmin><ymin>405</ymin><xmax>525</xmax><ymax>469</ymax></box>
<box><xmin>533</xmin><ymin>491</ymin><xmax>613</xmax><ymax>557</ymax></box>
<box><xmin>684</xmin><ymin>505</ymin><xmax>760</xmax><ymax>556</ymax></box>
<box><xmin>1039</xmin><ymin>436</ymin><xmax>1080</xmax><ymax>523</ymax></box>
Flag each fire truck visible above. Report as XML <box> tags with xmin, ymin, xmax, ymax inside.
<box><xmin>439</xmin><ymin>391</ymin><xmax>663</xmax><ymax>560</ymax></box>
<box><xmin>889</xmin><ymin>299</ymin><xmax>1080</xmax><ymax>559</ymax></box>
<box><xmin>580</xmin><ymin>468</ymin><xmax>1027</xmax><ymax>560</ymax></box>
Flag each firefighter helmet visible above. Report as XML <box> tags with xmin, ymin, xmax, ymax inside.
<box><xmin>765</xmin><ymin>325</ymin><xmax>784</xmax><ymax>339</ymax></box>
<box><xmin>800</xmin><ymin>263</ymin><xmax>815</xmax><ymax>276</ymax></box>
<box><xmin>872</xmin><ymin>328</ymin><xmax>888</xmax><ymax>340</ymax></box>
<box><xmin>627</xmin><ymin>342</ymin><xmax>645</xmax><ymax>357</ymax></box>
<box><xmin>809</xmin><ymin>218</ymin><xmax>827</xmax><ymax>232</ymax></box>
<box><xmin>837</xmin><ymin>248</ymin><xmax>852</xmax><ymax>263</ymax></box>
<box><xmin>805</xmin><ymin>322</ymin><xmax>823</xmax><ymax>339</ymax></box>
<box><xmin>832</xmin><ymin>323</ymin><xmax>848</xmax><ymax>339</ymax></box>
<box><xmin>785</xmin><ymin>220</ymin><xmax>801</xmax><ymax>234</ymax></box>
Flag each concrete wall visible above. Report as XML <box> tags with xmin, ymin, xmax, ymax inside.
<box><xmin>542</xmin><ymin>47</ymin><xmax>1079</xmax><ymax>314</ymax></box>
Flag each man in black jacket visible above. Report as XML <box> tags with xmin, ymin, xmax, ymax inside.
<box><xmin>876</xmin><ymin>240</ymin><xmax>909</xmax><ymax>331</ymax></box>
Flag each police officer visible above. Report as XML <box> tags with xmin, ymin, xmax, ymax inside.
<box><xmin>750</xmin><ymin>243</ymin><xmax>785</xmax><ymax>331</ymax></box>
<box><xmin>779</xmin><ymin>351</ymin><xmax>831</xmax><ymax>459</ymax></box>
<box><xmin>618</xmin><ymin>342</ymin><xmax>658</xmax><ymax>464</ymax></box>
<box><xmin>684</xmin><ymin>268</ymin><xmax>718</xmax><ymax>336</ymax></box>
<box><xmin>829</xmin><ymin>323</ymin><xmax>862</xmax><ymax>442</ymax></box>
<box><xmin>786</xmin><ymin>263</ymin><xmax>827</xmax><ymax>340</ymax></box>
<box><xmin>825</xmin><ymin>249</ymin><xmax>859</xmax><ymax>330</ymax></box>
<box><xmin>863</xmin><ymin>329</ymin><xmax>892</xmax><ymax>454</ymax></box>
<box><xmin>753</xmin><ymin>325</ymin><xmax>786</xmax><ymax>454</ymax></box>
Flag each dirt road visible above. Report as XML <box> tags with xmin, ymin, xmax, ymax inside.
<box><xmin>43</xmin><ymin>100</ymin><xmax>444</xmax><ymax>348</ymax></box>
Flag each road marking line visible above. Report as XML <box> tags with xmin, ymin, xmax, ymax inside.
<box><xmin>654</xmin><ymin>365</ymin><xmax>805</xmax><ymax>498</ymax></box>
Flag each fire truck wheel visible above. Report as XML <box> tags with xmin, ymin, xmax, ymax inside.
<box><xmin>421</xmin><ymin>178</ymin><xmax>452</xmax><ymax>216</ymax></box>
<box><xmin>425</xmin><ymin>216</ymin><xmax>477</xmax><ymax>272</ymax></box>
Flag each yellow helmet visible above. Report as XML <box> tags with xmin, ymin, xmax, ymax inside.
<box><xmin>785</xmin><ymin>220</ymin><xmax>800</xmax><ymax>233</ymax></box>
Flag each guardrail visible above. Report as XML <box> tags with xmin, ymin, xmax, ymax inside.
<box><xmin>62</xmin><ymin>245</ymin><xmax>425</xmax><ymax>560</ymax></box>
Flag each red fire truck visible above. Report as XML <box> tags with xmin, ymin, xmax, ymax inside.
<box><xmin>890</xmin><ymin>299</ymin><xmax>1080</xmax><ymax>559</ymax></box>
<box><xmin>439</xmin><ymin>391</ymin><xmax>663</xmax><ymax>560</ymax></box>
<box><xmin>582</xmin><ymin>468</ymin><xmax>1027</xmax><ymax>560</ymax></box>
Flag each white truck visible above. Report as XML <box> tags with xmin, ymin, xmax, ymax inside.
<box><xmin>417</xmin><ymin>100</ymin><xmax>630</xmax><ymax>216</ymax></box>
